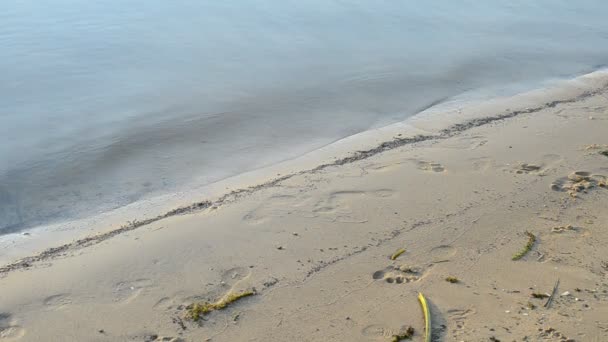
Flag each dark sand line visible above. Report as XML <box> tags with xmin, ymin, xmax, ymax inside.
<box><xmin>1</xmin><ymin>83</ymin><xmax>606</xmax><ymax>276</ymax></box>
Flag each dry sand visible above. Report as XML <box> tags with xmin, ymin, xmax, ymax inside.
<box><xmin>2</xmin><ymin>72</ymin><xmax>608</xmax><ymax>341</ymax></box>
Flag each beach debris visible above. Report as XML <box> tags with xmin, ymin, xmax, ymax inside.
<box><xmin>538</xmin><ymin>327</ymin><xmax>574</xmax><ymax>341</ymax></box>
<box><xmin>551</xmin><ymin>225</ymin><xmax>576</xmax><ymax>233</ymax></box>
<box><xmin>527</xmin><ymin>302</ymin><xmax>537</xmax><ymax>310</ymax></box>
<box><xmin>561</xmin><ymin>291</ymin><xmax>571</xmax><ymax>297</ymax></box>
<box><xmin>512</xmin><ymin>231</ymin><xmax>536</xmax><ymax>261</ymax></box>
<box><xmin>263</xmin><ymin>277</ymin><xmax>279</xmax><ymax>288</ymax></box>
<box><xmin>583</xmin><ymin>143</ymin><xmax>608</xmax><ymax>150</ymax></box>
<box><xmin>417</xmin><ymin>292</ymin><xmax>432</xmax><ymax>342</ymax></box>
<box><xmin>445</xmin><ymin>276</ymin><xmax>459</xmax><ymax>284</ymax></box>
<box><xmin>600</xmin><ymin>150</ymin><xmax>608</xmax><ymax>158</ymax></box>
<box><xmin>537</xmin><ymin>252</ymin><xmax>545</xmax><ymax>262</ymax></box>
<box><xmin>551</xmin><ymin>171</ymin><xmax>607</xmax><ymax>197</ymax></box>
<box><xmin>276</xmin><ymin>246</ymin><xmax>284</xmax><ymax>250</ymax></box>
<box><xmin>531</xmin><ymin>292</ymin><xmax>550</xmax><ymax>299</ymax></box>
<box><xmin>390</xmin><ymin>248</ymin><xmax>406</xmax><ymax>260</ymax></box>
<box><xmin>186</xmin><ymin>290</ymin><xmax>255</xmax><ymax>321</ymax></box>
<box><xmin>144</xmin><ymin>334</ymin><xmax>159</xmax><ymax>342</ymax></box>
<box><xmin>390</xmin><ymin>326</ymin><xmax>415</xmax><ymax>341</ymax></box>
<box><xmin>172</xmin><ymin>316</ymin><xmax>187</xmax><ymax>331</ymax></box>
<box><xmin>544</xmin><ymin>279</ymin><xmax>560</xmax><ymax>309</ymax></box>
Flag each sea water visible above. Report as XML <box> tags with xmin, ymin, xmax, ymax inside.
<box><xmin>1</xmin><ymin>0</ymin><xmax>608</xmax><ymax>234</ymax></box>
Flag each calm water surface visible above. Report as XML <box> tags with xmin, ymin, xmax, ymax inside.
<box><xmin>1</xmin><ymin>0</ymin><xmax>608</xmax><ymax>233</ymax></box>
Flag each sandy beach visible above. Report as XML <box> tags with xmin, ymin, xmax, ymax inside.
<box><xmin>2</xmin><ymin>71</ymin><xmax>608</xmax><ymax>341</ymax></box>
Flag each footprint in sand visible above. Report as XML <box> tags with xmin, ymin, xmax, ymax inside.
<box><xmin>582</xmin><ymin>144</ymin><xmax>608</xmax><ymax>157</ymax></box>
<box><xmin>361</xmin><ymin>324</ymin><xmax>406</xmax><ymax>339</ymax></box>
<box><xmin>428</xmin><ymin>245</ymin><xmax>457</xmax><ymax>263</ymax></box>
<box><xmin>0</xmin><ymin>314</ymin><xmax>25</xmax><ymax>341</ymax></box>
<box><xmin>152</xmin><ymin>296</ymin><xmax>174</xmax><ymax>310</ymax></box>
<box><xmin>441</xmin><ymin>135</ymin><xmax>488</xmax><ymax>150</ymax></box>
<box><xmin>371</xmin><ymin>265</ymin><xmax>424</xmax><ymax>284</ymax></box>
<box><xmin>363</xmin><ymin>161</ymin><xmax>403</xmax><ymax>174</ymax></box>
<box><xmin>219</xmin><ymin>266</ymin><xmax>251</xmax><ymax>287</ymax></box>
<box><xmin>512</xmin><ymin>154</ymin><xmax>563</xmax><ymax>175</ymax></box>
<box><xmin>141</xmin><ymin>333</ymin><xmax>184</xmax><ymax>342</ymax></box>
<box><xmin>113</xmin><ymin>278</ymin><xmax>154</xmax><ymax>303</ymax></box>
<box><xmin>447</xmin><ymin>308</ymin><xmax>476</xmax><ymax>338</ymax></box>
<box><xmin>551</xmin><ymin>225</ymin><xmax>591</xmax><ymax>237</ymax></box>
<box><xmin>244</xmin><ymin>189</ymin><xmax>395</xmax><ymax>225</ymax></box>
<box><xmin>310</xmin><ymin>191</ymin><xmax>364</xmax><ymax>223</ymax></box>
<box><xmin>370</xmin><ymin>189</ymin><xmax>395</xmax><ymax>198</ymax></box>
<box><xmin>242</xmin><ymin>194</ymin><xmax>310</xmax><ymax>225</ymax></box>
<box><xmin>308</xmin><ymin>189</ymin><xmax>396</xmax><ymax>223</ymax></box>
<box><xmin>551</xmin><ymin>171</ymin><xmax>607</xmax><ymax>197</ymax></box>
<box><xmin>515</xmin><ymin>163</ymin><xmax>542</xmax><ymax>174</ymax></box>
<box><xmin>42</xmin><ymin>294</ymin><xmax>72</xmax><ymax>310</ymax></box>
<box><xmin>411</xmin><ymin>159</ymin><xmax>445</xmax><ymax>173</ymax></box>
<box><xmin>469</xmin><ymin>157</ymin><xmax>496</xmax><ymax>173</ymax></box>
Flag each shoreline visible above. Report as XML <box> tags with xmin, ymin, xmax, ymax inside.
<box><xmin>2</xmin><ymin>69</ymin><xmax>608</xmax><ymax>273</ymax></box>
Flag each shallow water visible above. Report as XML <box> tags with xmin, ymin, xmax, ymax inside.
<box><xmin>1</xmin><ymin>0</ymin><xmax>608</xmax><ymax>233</ymax></box>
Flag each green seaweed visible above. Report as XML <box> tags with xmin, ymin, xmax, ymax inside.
<box><xmin>600</xmin><ymin>150</ymin><xmax>608</xmax><ymax>158</ymax></box>
<box><xmin>445</xmin><ymin>276</ymin><xmax>459</xmax><ymax>283</ymax></box>
<box><xmin>512</xmin><ymin>231</ymin><xmax>536</xmax><ymax>261</ymax></box>
<box><xmin>187</xmin><ymin>290</ymin><xmax>255</xmax><ymax>321</ymax></box>
<box><xmin>391</xmin><ymin>326</ymin><xmax>415</xmax><ymax>341</ymax></box>
<box><xmin>390</xmin><ymin>248</ymin><xmax>406</xmax><ymax>260</ymax></box>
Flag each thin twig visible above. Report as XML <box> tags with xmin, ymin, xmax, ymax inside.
<box><xmin>544</xmin><ymin>279</ymin><xmax>560</xmax><ymax>308</ymax></box>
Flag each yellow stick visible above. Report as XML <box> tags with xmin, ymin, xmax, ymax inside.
<box><xmin>418</xmin><ymin>292</ymin><xmax>431</xmax><ymax>342</ymax></box>
<box><xmin>390</xmin><ymin>248</ymin><xmax>406</xmax><ymax>260</ymax></box>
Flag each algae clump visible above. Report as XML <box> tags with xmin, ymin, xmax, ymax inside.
<box><xmin>391</xmin><ymin>326</ymin><xmax>415</xmax><ymax>341</ymax></box>
<box><xmin>187</xmin><ymin>290</ymin><xmax>255</xmax><ymax>321</ymax></box>
<box><xmin>512</xmin><ymin>231</ymin><xmax>536</xmax><ymax>261</ymax></box>
<box><xmin>445</xmin><ymin>276</ymin><xmax>459</xmax><ymax>283</ymax></box>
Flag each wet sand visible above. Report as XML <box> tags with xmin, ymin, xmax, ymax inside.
<box><xmin>1</xmin><ymin>71</ymin><xmax>608</xmax><ymax>341</ymax></box>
